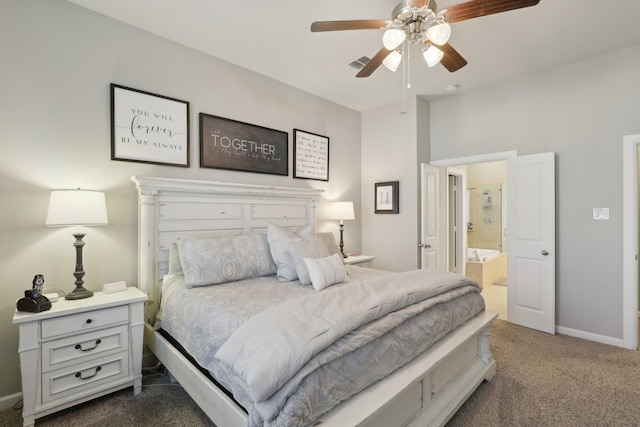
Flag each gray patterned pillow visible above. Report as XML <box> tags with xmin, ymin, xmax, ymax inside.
<box><xmin>177</xmin><ymin>234</ymin><xmax>276</xmax><ymax>288</ymax></box>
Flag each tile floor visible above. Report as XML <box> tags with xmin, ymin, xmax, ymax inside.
<box><xmin>481</xmin><ymin>283</ymin><xmax>507</xmax><ymax>320</ymax></box>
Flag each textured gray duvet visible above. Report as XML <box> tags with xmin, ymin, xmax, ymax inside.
<box><xmin>159</xmin><ymin>266</ymin><xmax>485</xmax><ymax>427</ymax></box>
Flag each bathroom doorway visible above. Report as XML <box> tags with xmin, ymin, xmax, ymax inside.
<box><xmin>463</xmin><ymin>161</ymin><xmax>508</xmax><ymax>319</ymax></box>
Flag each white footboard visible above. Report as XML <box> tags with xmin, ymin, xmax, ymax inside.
<box><xmin>144</xmin><ymin>311</ymin><xmax>497</xmax><ymax>427</ymax></box>
<box><xmin>317</xmin><ymin>311</ymin><xmax>497</xmax><ymax>427</ymax></box>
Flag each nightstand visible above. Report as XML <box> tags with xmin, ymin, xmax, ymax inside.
<box><xmin>344</xmin><ymin>254</ymin><xmax>376</xmax><ymax>268</ymax></box>
<box><xmin>12</xmin><ymin>287</ymin><xmax>147</xmax><ymax>427</ymax></box>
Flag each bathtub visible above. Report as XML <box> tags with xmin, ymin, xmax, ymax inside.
<box><xmin>467</xmin><ymin>248</ymin><xmax>500</xmax><ymax>262</ymax></box>
<box><xmin>466</xmin><ymin>248</ymin><xmax>507</xmax><ymax>288</ymax></box>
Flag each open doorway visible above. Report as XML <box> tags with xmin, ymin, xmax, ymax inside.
<box><xmin>430</xmin><ymin>150</ymin><xmax>556</xmax><ymax>334</ymax></box>
<box><xmin>458</xmin><ymin>161</ymin><xmax>508</xmax><ymax>320</ymax></box>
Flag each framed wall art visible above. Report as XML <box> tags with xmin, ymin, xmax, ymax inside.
<box><xmin>200</xmin><ymin>113</ymin><xmax>288</xmax><ymax>176</ymax></box>
<box><xmin>110</xmin><ymin>84</ymin><xmax>190</xmax><ymax>167</ymax></box>
<box><xmin>293</xmin><ymin>129</ymin><xmax>329</xmax><ymax>181</ymax></box>
<box><xmin>375</xmin><ymin>181</ymin><xmax>399</xmax><ymax>214</ymax></box>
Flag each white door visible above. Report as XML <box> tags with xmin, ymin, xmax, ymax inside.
<box><xmin>507</xmin><ymin>152</ymin><xmax>556</xmax><ymax>334</ymax></box>
<box><xmin>420</xmin><ymin>164</ymin><xmax>440</xmax><ymax>270</ymax></box>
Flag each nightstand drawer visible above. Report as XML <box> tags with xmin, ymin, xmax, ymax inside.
<box><xmin>42</xmin><ymin>351</ymin><xmax>130</xmax><ymax>404</ymax></box>
<box><xmin>42</xmin><ymin>325</ymin><xmax>129</xmax><ymax>373</ymax></box>
<box><xmin>41</xmin><ymin>305</ymin><xmax>129</xmax><ymax>339</ymax></box>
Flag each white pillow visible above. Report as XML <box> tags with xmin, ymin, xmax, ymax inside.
<box><xmin>168</xmin><ymin>242</ymin><xmax>183</xmax><ymax>275</ymax></box>
<box><xmin>267</xmin><ymin>222</ymin><xmax>314</xmax><ymax>281</ymax></box>
<box><xmin>316</xmin><ymin>232</ymin><xmax>341</xmax><ymax>257</ymax></box>
<box><xmin>303</xmin><ymin>253</ymin><xmax>350</xmax><ymax>291</ymax></box>
<box><xmin>289</xmin><ymin>238</ymin><xmax>330</xmax><ymax>286</ymax></box>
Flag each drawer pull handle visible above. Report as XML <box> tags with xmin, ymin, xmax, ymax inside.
<box><xmin>75</xmin><ymin>339</ymin><xmax>102</xmax><ymax>352</ymax></box>
<box><xmin>75</xmin><ymin>366</ymin><xmax>102</xmax><ymax>380</ymax></box>
<box><xmin>86</xmin><ymin>319</ymin><xmax>93</xmax><ymax>324</ymax></box>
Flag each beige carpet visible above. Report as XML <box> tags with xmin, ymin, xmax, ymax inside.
<box><xmin>2</xmin><ymin>320</ymin><xmax>639</xmax><ymax>427</ymax></box>
<box><xmin>447</xmin><ymin>320</ymin><xmax>640</xmax><ymax>426</ymax></box>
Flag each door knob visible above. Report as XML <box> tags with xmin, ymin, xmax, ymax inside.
<box><xmin>541</xmin><ymin>249</ymin><xmax>549</xmax><ymax>256</ymax></box>
<box><xmin>419</xmin><ymin>243</ymin><xmax>432</xmax><ymax>249</ymax></box>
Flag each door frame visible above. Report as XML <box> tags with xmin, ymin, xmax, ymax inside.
<box><xmin>430</xmin><ymin>150</ymin><xmax>518</xmax><ymax>315</ymax></box>
<box><xmin>622</xmin><ymin>134</ymin><xmax>640</xmax><ymax>350</ymax></box>
<box><xmin>446</xmin><ymin>168</ymin><xmax>466</xmax><ymax>275</ymax></box>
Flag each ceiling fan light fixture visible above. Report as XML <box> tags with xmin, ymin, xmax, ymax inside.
<box><xmin>382</xmin><ymin>28</ymin><xmax>406</xmax><ymax>50</ymax></box>
<box><xmin>426</xmin><ymin>22</ymin><xmax>451</xmax><ymax>46</ymax></box>
<box><xmin>422</xmin><ymin>44</ymin><xmax>444</xmax><ymax>67</ymax></box>
<box><xmin>383</xmin><ymin>49</ymin><xmax>403</xmax><ymax>72</ymax></box>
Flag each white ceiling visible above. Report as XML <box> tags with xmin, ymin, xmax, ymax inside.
<box><xmin>67</xmin><ymin>0</ymin><xmax>640</xmax><ymax>112</ymax></box>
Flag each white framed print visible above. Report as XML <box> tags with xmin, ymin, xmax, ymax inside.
<box><xmin>110</xmin><ymin>84</ymin><xmax>190</xmax><ymax>167</ymax></box>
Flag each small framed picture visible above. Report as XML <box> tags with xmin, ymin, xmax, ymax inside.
<box><xmin>110</xmin><ymin>84</ymin><xmax>190</xmax><ymax>167</ymax></box>
<box><xmin>375</xmin><ymin>181</ymin><xmax>399</xmax><ymax>214</ymax></box>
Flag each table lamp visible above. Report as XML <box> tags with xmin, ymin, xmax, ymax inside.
<box><xmin>45</xmin><ymin>189</ymin><xmax>108</xmax><ymax>300</ymax></box>
<box><xmin>330</xmin><ymin>201</ymin><xmax>355</xmax><ymax>258</ymax></box>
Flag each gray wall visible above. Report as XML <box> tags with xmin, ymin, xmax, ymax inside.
<box><xmin>0</xmin><ymin>0</ymin><xmax>361</xmax><ymax>400</ymax></box>
<box><xmin>361</xmin><ymin>97</ymin><xmax>430</xmax><ymax>272</ymax></box>
<box><xmin>429</xmin><ymin>44</ymin><xmax>640</xmax><ymax>340</ymax></box>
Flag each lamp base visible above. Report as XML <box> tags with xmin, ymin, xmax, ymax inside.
<box><xmin>65</xmin><ymin>232</ymin><xmax>93</xmax><ymax>300</ymax></box>
<box><xmin>65</xmin><ymin>286</ymin><xmax>93</xmax><ymax>300</ymax></box>
<box><xmin>339</xmin><ymin>224</ymin><xmax>347</xmax><ymax>258</ymax></box>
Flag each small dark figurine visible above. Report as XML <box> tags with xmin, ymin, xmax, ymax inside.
<box><xmin>17</xmin><ymin>274</ymin><xmax>52</xmax><ymax>313</ymax></box>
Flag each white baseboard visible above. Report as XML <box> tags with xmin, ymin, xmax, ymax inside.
<box><xmin>556</xmin><ymin>326</ymin><xmax>625</xmax><ymax>348</ymax></box>
<box><xmin>0</xmin><ymin>392</ymin><xmax>22</xmax><ymax>411</ymax></box>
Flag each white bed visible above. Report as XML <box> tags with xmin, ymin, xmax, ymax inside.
<box><xmin>132</xmin><ymin>175</ymin><xmax>497</xmax><ymax>427</ymax></box>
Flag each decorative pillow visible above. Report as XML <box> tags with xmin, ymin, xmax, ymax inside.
<box><xmin>304</xmin><ymin>253</ymin><xmax>350</xmax><ymax>291</ymax></box>
<box><xmin>177</xmin><ymin>234</ymin><xmax>276</xmax><ymax>288</ymax></box>
<box><xmin>316</xmin><ymin>232</ymin><xmax>341</xmax><ymax>257</ymax></box>
<box><xmin>168</xmin><ymin>242</ymin><xmax>183</xmax><ymax>275</ymax></box>
<box><xmin>289</xmin><ymin>238</ymin><xmax>330</xmax><ymax>286</ymax></box>
<box><xmin>267</xmin><ymin>222</ymin><xmax>314</xmax><ymax>281</ymax></box>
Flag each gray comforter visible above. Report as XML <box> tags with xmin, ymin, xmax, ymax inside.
<box><xmin>159</xmin><ymin>266</ymin><xmax>484</xmax><ymax>427</ymax></box>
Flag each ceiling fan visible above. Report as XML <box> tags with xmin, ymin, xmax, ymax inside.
<box><xmin>311</xmin><ymin>0</ymin><xmax>540</xmax><ymax>77</ymax></box>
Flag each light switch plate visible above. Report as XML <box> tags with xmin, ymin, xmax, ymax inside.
<box><xmin>593</xmin><ymin>208</ymin><xmax>609</xmax><ymax>220</ymax></box>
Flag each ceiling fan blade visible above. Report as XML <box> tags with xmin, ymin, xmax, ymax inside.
<box><xmin>356</xmin><ymin>47</ymin><xmax>393</xmax><ymax>78</ymax></box>
<box><xmin>444</xmin><ymin>0</ymin><xmax>540</xmax><ymax>23</ymax></box>
<box><xmin>311</xmin><ymin>20</ymin><xmax>387</xmax><ymax>32</ymax></box>
<box><xmin>439</xmin><ymin>43</ymin><xmax>468</xmax><ymax>72</ymax></box>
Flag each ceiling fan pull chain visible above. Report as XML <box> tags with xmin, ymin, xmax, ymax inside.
<box><xmin>401</xmin><ymin>41</ymin><xmax>407</xmax><ymax>114</ymax></box>
<box><xmin>406</xmin><ymin>43</ymin><xmax>411</xmax><ymax>90</ymax></box>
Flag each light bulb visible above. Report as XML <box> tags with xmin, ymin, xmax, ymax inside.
<box><xmin>426</xmin><ymin>23</ymin><xmax>451</xmax><ymax>46</ymax></box>
<box><xmin>382</xmin><ymin>29</ymin><xmax>406</xmax><ymax>50</ymax></box>
<box><xmin>382</xmin><ymin>50</ymin><xmax>402</xmax><ymax>72</ymax></box>
<box><xmin>423</xmin><ymin>44</ymin><xmax>444</xmax><ymax>67</ymax></box>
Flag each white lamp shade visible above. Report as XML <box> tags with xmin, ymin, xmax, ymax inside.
<box><xmin>423</xmin><ymin>44</ymin><xmax>444</xmax><ymax>67</ymax></box>
<box><xmin>426</xmin><ymin>23</ymin><xmax>451</xmax><ymax>46</ymax></box>
<box><xmin>383</xmin><ymin>50</ymin><xmax>403</xmax><ymax>72</ymax></box>
<box><xmin>45</xmin><ymin>189</ymin><xmax>108</xmax><ymax>227</ymax></box>
<box><xmin>331</xmin><ymin>201</ymin><xmax>355</xmax><ymax>221</ymax></box>
<box><xmin>382</xmin><ymin>29</ymin><xmax>406</xmax><ymax>50</ymax></box>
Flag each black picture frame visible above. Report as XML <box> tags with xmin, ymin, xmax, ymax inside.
<box><xmin>293</xmin><ymin>129</ymin><xmax>329</xmax><ymax>181</ymax></box>
<box><xmin>199</xmin><ymin>113</ymin><xmax>288</xmax><ymax>176</ymax></box>
<box><xmin>375</xmin><ymin>181</ymin><xmax>399</xmax><ymax>214</ymax></box>
<box><xmin>110</xmin><ymin>84</ymin><xmax>190</xmax><ymax>167</ymax></box>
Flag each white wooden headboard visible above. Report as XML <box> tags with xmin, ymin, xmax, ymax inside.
<box><xmin>131</xmin><ymin>176</ymin><xmax>324</xmax><ymax>324</ymax></box>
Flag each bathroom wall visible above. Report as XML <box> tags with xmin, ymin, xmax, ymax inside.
<box><xmin>466</xmin><ymin>162</ymin><xmax>507</xmax><ymax>251</ymax></box>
